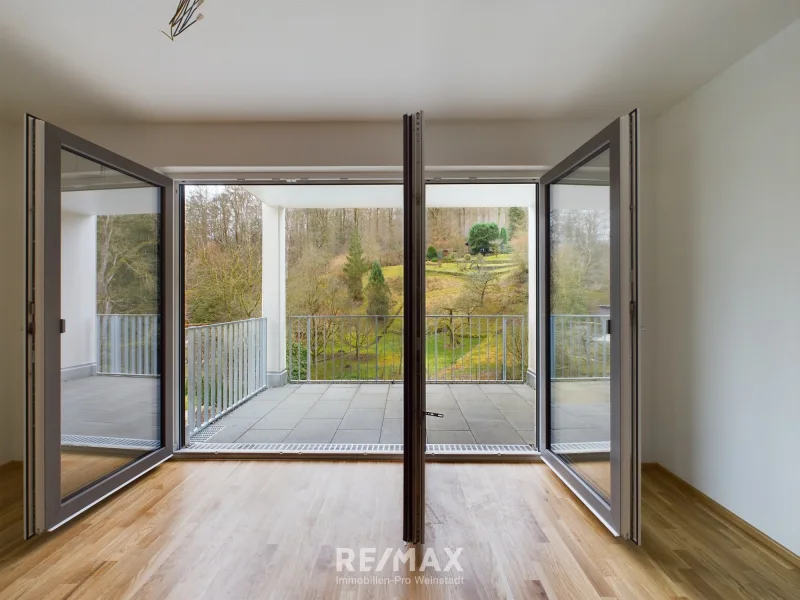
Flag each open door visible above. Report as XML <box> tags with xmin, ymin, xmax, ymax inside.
<box><xmin>25</xmin><ymin>116</ymin><xmax>177</xmax><ymax>535</ymax></box>
<box><xmin>537</xmin><ymin>110</ymin><xmax>640</xmax><ymax>541</ymax></box>
<box><xmin>403</xmin><ymin>111</ymin><xmax>426</xmax><ymax>544</ymax></box>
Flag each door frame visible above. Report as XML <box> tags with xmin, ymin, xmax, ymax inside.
<box><xmin>403</xmin><ymin>111</ymin><xmax>426</xmax><ymax>543</ymax></box>
<box><xmin>25</xmin><ymin>116</ymin><xmax>177</xmax><ymax>534</ymax></box>
<box><xmin>536</xmin><ymin>112</ymin><xmax>639</xmax><ymax>540</ymax></box>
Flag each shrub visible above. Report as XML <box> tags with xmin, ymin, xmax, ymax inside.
<box><xmin>426</xmin><ymin>245</ymin><xmax>438</xmax><ymax>261</ymax></box>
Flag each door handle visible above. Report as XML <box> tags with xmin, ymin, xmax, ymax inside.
<box><xmin>60</xmin><ymin>319</ymin><xmax>66</xmax><ymax>334</ymax></box>
<box><xmin>606</xmin><ymin>319</ymin><xmax>611</xmax><ymax>335</ymax></box>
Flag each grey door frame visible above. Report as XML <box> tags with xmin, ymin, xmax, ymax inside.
<box><xmin>537</xmin><ymin>111</ymin><xmax>639</xmax><ymax>541</ymax></box>
<box><xmin>403</xmin><ymin>111</ymin><xmax>426</xmax><ymax>544</ymax></box>
<box><xmin>25</xmin><ymin>116</ymin><xmax>176</xmax><ymax>535</ymax></box>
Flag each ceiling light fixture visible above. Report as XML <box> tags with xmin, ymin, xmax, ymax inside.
<box><xmin>162</xmin><ymin>0</ymin><xmax>204</xmax><ymax>41</ymax></box>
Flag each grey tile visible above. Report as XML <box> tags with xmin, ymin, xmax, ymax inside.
<box><xmin>340</xmin><ymin>409</ymin><xmax>385</xmax><ymax>430</ymax></box>
<box><xmin>427</xmin><ymin>384</ymin><xmax>450</xmax><ymax>394</ymax></box>
<box><xmin>564</xmin><ymin>404</ymin><xmax>611</xmax><ymax>418</ymax></box>
<box><xmin>380</xmin><ymin>418</ymin><xmax>403</xmax><ymax>443</ymax></box>
<box><xmin>517</xmin><ymin>430</ymin><xmax>537</xmax><ymax>444</ymax></box>
<box><xmin>235</xmin><ymin>429</ymin><xmax>290</xmax><ymax>443</ymax></box>
<box><xmin>384</xmin><ymin>400</ymin><xmax>403</xmax><ymax>419</ymax></box>
<box><xmin>450</xmin><ymin>386</ymin><xmax>488</xmax><ymax>401</ymax></box>
<box><xmin>459</xmin><ymin>402</ymin><xmax>505</xmax><ymax>421</ymax></box>
<box><xmin>252</xmin><ymin>408</ymin><xmax>308</xmax><ymax>429</ymax></box>
<box><xmin>350</xmin><ymin>394</ymin><xmax>387</xmax><ymax>409</ymax></box>
<box><xmin>427</xmin><ymin>431</ymin><xmax>476</xmax><ymax>444</ymax></box>
<box><xmin>305</xmin><ymin>400</ymin><xmax>351</xmax><ymax>419</ymax></box>
<box><xmin>332</xmin><ymin>430</ymin><xmax>381</xmax><ymax>443</ymax></box>
<box><xmin>509</xmin><ymin>384</ymin><xmax>532</xmax><ymax>395</ymax></box>
<box><xmin>359</xmin><ymin>384</ymin><xmax>390</xmax><ymax>394</ymax></box>
<box><xmin>427</xmin><ymin>394</ymin><xmax>458</xmax><ymax>410</ymax></box>
<box><xmin>580</xmin><ymin>414</ymin><xmax>612</xmax><ymax>432</ymax></box>
<box><xmin>296</xmin><ymin>383</ymin><xmax>330</xmax><ymax>394</ymax></box>
<box><xmin>387</xmin><ymin>388</ymin><xmax>403</xmax><ymax>401</ymax></box>
<box><xmin>469</xmin><ymin>421</ymin><xmax>526</xmax><ymax>445</ymax></box>
<box><xmin>253</xmin><ymin>387</ymin><xmax>295</xmax><ymax>401</ymax></box>
<box><xmin>486</xmin><ymin>393</ymin><xmax>530</xmax><ymax>410</ymax></box>
<box><xmin>205</xmin><ymin>421</ymin><xmax>257</xmax><ymax>443</ymax></box>
<box><xmin>552</xmin><ymin>427</ymin><xmax>609</xmax><ymax>444</ymax></box>
<box><xmin>501</xmin><ymin>410</ymin><xmax>536</xmax><ymax>431</ymax></box>
<box><xmin>479</xmin><ymin>384</ymin><xmax>515</xmax><ymax>394</ymax></box>
<box><xmin>226</xmin><ymin>400</ymin><xmax>281</xmax><ymax>418</ymax></box>
<box><xmin>321</xmin><ymin>387</ymin><xmax>358</xmax><ymax>401</ymax></box>
<box><xmin>278</xmin><ymin>394</ymin><xmax>321</xmax><ymax>409</ymax></box>
<box><xmin>284</xmin><ymin>419</ymin><xmax>341</xmax><ymax>443</ymax></box>
<box><xmin>426</xmin><ymin>411</ymin><xmax>469</xmax><ymax>431</ymax></box>
<box><xmin>550</xmin><ymin>408</ymin><xmax>593</xmax><ymax>429</ymax></box>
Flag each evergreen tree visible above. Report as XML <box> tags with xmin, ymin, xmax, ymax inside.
<box><xmin>507</xmin><ymin>207</ymin><xmax>526</xmax><ymax>238</ymax></box>
<box><xmin>342</xmin><ymin>229</ymin><xmax>369</xmax><ymax>301</ymax></box>
<box><xmin>467</xmin><ymin>222</ymin><xmax>500</xmax><ymax>255</ymax></box>
<box><xmin>500</xmin><ymin>227</ymin><xmax>509</xmax><ymax>245</ymax></box>
<box><xmin>426</xmin><ymin>245</ymin><xmax>438</xmax><ymax>261</ymax></box>
<box><xmin>365</xmin><ymin>261</ymin><xmax>391</xmax><ymax>316</ymax></box>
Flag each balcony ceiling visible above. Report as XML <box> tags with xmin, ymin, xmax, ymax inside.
<box><xmin>0</xmin><ymin>1</ymin><xmax>798</xmax><ymax>123</ymax></box>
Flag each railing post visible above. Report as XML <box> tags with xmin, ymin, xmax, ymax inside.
<box><xmin>434</xmin><ymin>316</ymin><xmax>438</xmax><ymax>382</ymax></box>
<box><xmin>374</xmin><ymin>315</ymin><xmax>379</xmax><ymax>382</ymax></box>
<box><xmin>187</xmin><ymin>328</ymin><xmax>195</xmax><ymax>435</ymax></box>
<box><xmin>503</xmin><ymin>317</ymin><xmax>507</xmax><ymax>381</ymax></box>
<box><xmin>262</xmin><ymin>318</ymin><xmax>268</xmax><ymax>388</ymax></box>
<box><xmin>550</xmin><ymin>315</ymin><xmax>556</xmax><ymax>379</ymax></box>
<box><xmin>306</xmin><ymin>317</ymin><xmax>312</xmax><ymax>382</ymax></box>
<box><xmin>249</xmin><ymin>319</ymin><xmax>256</xmax><ymax>394</ymax></box>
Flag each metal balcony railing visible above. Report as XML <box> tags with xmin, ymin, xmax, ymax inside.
<box><xmin>97</xmin><ymin>315</ymin><xmax>269</xmax><ymax>435</ymax></box>
<box><xmin>287</xmin><ymin>314</ymin><xmax>528</xmax><ymax>383</ymax></box>
<box><xmin>97</xmin><ymin>314</ymin><xmax>160</xmax><ymax>376</ymax></box>
<box><xmin>186</xmin><ymin>318</ymin><xmax>268</xmax><ymax>435</ymax></box>
<box><xmin>550</xmin><ymin>314</ymin><xmax>611</xmax><ymax>380</ymax></box>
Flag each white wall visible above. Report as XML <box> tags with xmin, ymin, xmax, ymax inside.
<box><xmin>652</xmin><ymin>20</ymin><xmax>800</xmax><ymax>554</ymax></box>
<box><xmin>60</xmin><ymin>211</ymin><xmax>97</xmax><ymax>372</ymax></box>
<box><xmin>0</xmin><ymin>120</ymin><xmax>24</xmax><ymax>465</ymax></box>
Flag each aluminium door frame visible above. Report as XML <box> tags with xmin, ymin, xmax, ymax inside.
<box><xmin>175</xmin><ymin>177</ymin><xmax>540</xmax><ymax>456</ymax></box>
<box><xmin>537</xmin><ymin>112</ymin><xmax>639</xmax><ymax>540</ymax></box>
<box><xmin>25</xmin><ymin>116</ymin><xmax>177</xmax><ymax>534</ymax></box>
<box><xmin>402</xmin><ymin>111</ymin><xmax>426</xmax><ymax>543</ymax></box>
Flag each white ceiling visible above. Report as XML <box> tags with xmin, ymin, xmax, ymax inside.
<box><xmin>0</xmin><ymin>0</ymin><xmax>798</xmax><ymax>123</ymax></box>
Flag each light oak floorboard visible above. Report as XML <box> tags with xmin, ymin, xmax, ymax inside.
<box><xmin>0</xmin><ymin>461</ymin><xmax>797</xmax><ymax>599</ymax></box>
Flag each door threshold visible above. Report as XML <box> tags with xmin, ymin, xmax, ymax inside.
<box><xmin>175</xmin><ymin>442</ymin><xmax>541</xmax><ymax>462</ymax></box>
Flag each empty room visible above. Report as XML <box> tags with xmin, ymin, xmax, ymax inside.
<box><xmin>0</xmin><ymin>1</ymin><xmax>798</xmax><ymax>598</ymax></box>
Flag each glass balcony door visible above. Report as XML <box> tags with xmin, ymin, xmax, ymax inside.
<box><xmin>26</xmin><ymin>116</ymin><xmax>176</xmax><ymax>535</ymax></box>
<box><xmin>537</xmin><ymin>111</ymin><xmax>640</xmax><ymax>541</ymax></box>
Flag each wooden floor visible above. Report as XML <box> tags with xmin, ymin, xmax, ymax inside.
<box><xmin>0</xmin><ymin>461</ymin><xmax>798</xmax><ymax>599</ymax></box>
<box><xmin>61</xmin><ymin>449</ymin><xmax>142</xmax><ymax>498</ymax></box>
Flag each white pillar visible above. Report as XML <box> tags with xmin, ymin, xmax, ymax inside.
<box><xmin>527</xmin><ymin>203</ymin><xmax>537</xmax><ymax>388</ymax></box>
<box><xmin>60</xmin><ymin>211</ymin><xmax>97</xmax><ymax>380</ymax></box>
<box><xmin>262</xmin><ymin>204</ymin><xmax>287</xmax><ymax>386</ymax></box>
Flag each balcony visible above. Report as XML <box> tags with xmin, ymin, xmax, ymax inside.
<box><xmin>178</xmin><ymin>314</ymin><xmax>607</xmax><ymax>451</ymax></box>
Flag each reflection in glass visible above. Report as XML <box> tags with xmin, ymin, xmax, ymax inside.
<box><xmin>548</xmin><ymin>149</ymin><xmax>612</xmax><ymax>501</ymax></box>
<box><xmin>60</xmin><ymin>149</ymin><xmax>161</xmax><ymax>498</ymax></box>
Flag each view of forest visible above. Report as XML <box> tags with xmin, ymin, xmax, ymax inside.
<box><xmin>96</xmin><ymin>185</ymin><xmax>611</xmax><ymax>381</ymax></box>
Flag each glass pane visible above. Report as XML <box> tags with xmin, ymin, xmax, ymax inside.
<box><xmin>548</xmin><ymin>149</ymin><xmax>612</xmax><ymax>501</ymax></box>
<box><xmin>60</xmin><ymin>149</ymin><xmax>161</xmax><ymax>498</ymax></box>
<box><xmin>422</xmin><ymin>193</ymin><xmax>535</xmax><ymax>451</ymax></box>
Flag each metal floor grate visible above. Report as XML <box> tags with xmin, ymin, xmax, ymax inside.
<box><xmin>61</xmin><ymin>434</ymin><xmax>160</xmax><ymax>451</ymax></box>
<box><xmin>183</xmin><ymin>442</ymin><xmax>536</xmax><ymax>455</ymax></box>
<box><xmin>551</xmin><ymin>441</ymin><xmax>610</xmax><ymax>453</ymax></box>
<box><xmin>189</xmin><ymin>423</ymin><xmax>225</xmax><ymax>443</ymax></box>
